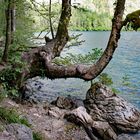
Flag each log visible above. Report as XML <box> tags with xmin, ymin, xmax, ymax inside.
<box><xmin>64</xmin><ymin>106</ymin><xmax>117</xmax><ymax>140</ymax></box>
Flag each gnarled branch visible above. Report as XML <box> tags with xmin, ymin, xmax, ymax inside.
<box><xmin>37</xmin><ymin>0</ymin><xmax>126</xmax><ymax>81</ymax></box>
<box><xmin>4</xmin><ymin>0</ymin><xmax>127</xmax><ymax>88</ymax></box>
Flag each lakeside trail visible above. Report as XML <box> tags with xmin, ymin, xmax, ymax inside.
<box><xmin>0</xmin><ymin>98</ymin><xmax>89</xmax><ymax>140</ymax></box>
<box><xmin>0</xmin><ymin>83</ymin><xmax>140</xmax><ymax>140</ymax></box>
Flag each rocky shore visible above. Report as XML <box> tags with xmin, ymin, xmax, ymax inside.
<box><xmin>0</xmin><ymin>82</ymin><xmax>140</xmax><ymax>140</ymax></box>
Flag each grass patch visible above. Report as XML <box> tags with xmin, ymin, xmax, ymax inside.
<box><xmin>0</xmin><ymin>107</ymin><xmax>31</xmax><ymax>127</ymax></box>
<box><xmin>33</xmin><ymin>131</ymin><xmax>44</xmax><ymax>140</ymax></box>
<box><xmin>0</xmin><ymin>107</ymin><xmax>44</xmax><ymax>140</ymax></box>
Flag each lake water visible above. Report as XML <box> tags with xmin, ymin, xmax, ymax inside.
<box><xmin>35</xmin><ymin>31</ymin><xmax>140</xmax><ymax>108</ymax></box>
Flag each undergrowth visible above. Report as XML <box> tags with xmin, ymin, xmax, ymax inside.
<box><xmin>0</xmin><ymin>107</ymin><xmax>30</xmax><ymax>127</ymax></box>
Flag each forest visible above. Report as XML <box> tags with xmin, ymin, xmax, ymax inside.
<box><xmin>0</xmin><ymin>0</ymin><xmax>140</xmax><ymax>140</ymax></box>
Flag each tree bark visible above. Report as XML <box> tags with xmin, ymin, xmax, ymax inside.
<box><xmin>11</xmin><ymin>0</ymin><xmax>16</xmax><ymax>43</ymax></box>
<box><xmin>2</xmin><ymin>0</ymin><xmax>12</xmax><ymax>62</ymax></box>
<box><xmin>26</xmin><ymin>0</ymin><xmax>126</xmax><ymax>81</ymax></box>
<box><xmin>19</xmin><ymin>0</ymin><xmax>126</xmax><ymax>83</ymax></box>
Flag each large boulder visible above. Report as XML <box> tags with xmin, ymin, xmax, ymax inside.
<box><xmin>84</xmin><ymin>83</ymin><xmax>140</xmax><ymax>133</ymax></box>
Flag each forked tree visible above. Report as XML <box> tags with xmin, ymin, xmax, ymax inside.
<box><xmin>1</xmin><ymin>0</ymin><xmax>140</xmax><ymax>91</ymax></box>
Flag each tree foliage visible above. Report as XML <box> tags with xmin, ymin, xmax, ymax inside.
<box><xmin>124</xmin><ymin>10</ymin><xmax>140</xmax><ymax>31</ymax></box>
<box><xmin>0</xmin><ymin>0</ymin><xmax>6</xmax><ymax>36</ymax></box>
<box><xmin>70</xmin><ymin>7</ymin><xmax>112</xmax><ymax>31</ymax></box>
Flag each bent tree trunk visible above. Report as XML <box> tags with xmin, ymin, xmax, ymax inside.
<box><xmin>1</xmin><ymin>0</ymin><xmax>126</xmax><ymax>88</ymax></box>
<box><xmin>22</xmin><ymin>0</ymin><xmax>125</xmax><ymax>80</ymax></box>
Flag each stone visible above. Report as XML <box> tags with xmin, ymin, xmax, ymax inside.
<box><xmin>48</xmin><ymin>106</ymin><xmax>67</xmax><ymax>119</ymax></box>
<box><xmin>117</xmin><ymin>134</ymin><xmax>136</xmax><ymax>140</ymax></box>
<box><xmin>84</xmin><ymin>83</ymin><xmax>140</xmax><ymax>133</ymax></box>
<box><xmin>0</xmin><ymin>130</ymin><xmax>16</xmax><ymax>140</ymax></box>
<box><xmin>51</xmin><ymin>96</ymin><xmax>78</xmax><ymax>109</ymax></box>
<box><xmin>5</xmin><ymin>123</ymin><xmax>33</xmax><ymax>140</ymax></box>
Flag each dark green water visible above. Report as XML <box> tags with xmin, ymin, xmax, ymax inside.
<box><xmin>35</xmin><ymin>31</ymin><xmax>140</xmax><ymax>108</ymax></box>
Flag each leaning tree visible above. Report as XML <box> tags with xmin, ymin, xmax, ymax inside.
<box><xmin>0</xmin><ymin>0</ymin><xmax>140</xmax><ymax>93</ymax></box>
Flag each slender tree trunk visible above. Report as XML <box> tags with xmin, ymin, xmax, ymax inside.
<box><xmin>11</xmin><ymin>0</ymin><xmax>16</xmax><ymax>43</ymax></box>
<box><xmin>2</xmin><ymin>0</ymin><xmax>12</xmax><ymax>62</ymax></box>
<box><xmin>49</xmin><ymin>0</ymin><xmax>54</xmax><ymax>39</ymax></box>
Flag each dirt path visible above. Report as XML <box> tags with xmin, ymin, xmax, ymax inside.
<box><xmin>0</xmin><ymin>98</ymin><xmax>89</xmax><ymax>140</ymax></box>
